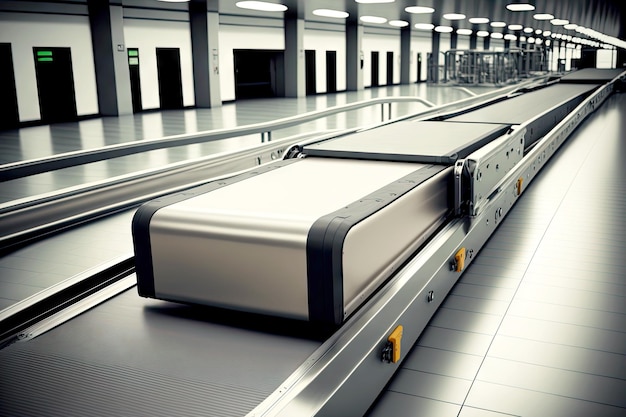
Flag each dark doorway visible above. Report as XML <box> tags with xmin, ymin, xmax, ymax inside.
<box><xmin>234</xmin><ymin>49</ymin><xmax>285</xmax><ymax>99</ymax></box>
<box><xmin>371</xmin><ymin>51</ymin><xmax>379</xmax><ymax>87</ymax></box>
<box><xmin>417</xmin><ymin>52</ymin><xmax>423</xmax><ymax>82</ymax></box>
<box><xmin>326</xmin><ymin>50</ymin><xmax>337</xmax><ymax>93</ymax></box>
<box><xmin>579</xmin><ymin>49</ymin><xmax>597</xmax><ymax>69</ymax></box>
<box><xmin>305</xmin><ymin>49</ymin><xmax>316</xmax><ymax>95</ymax></box>
<box><xmin>156</xmin><ymin>48</ymin><xmax>183</xmax><ymax>109</ymax></box>
<box><xmin>33</xmin><ymin>47</ymin><xmax>77</xmax><ymax>124</ymax></box>
<box><xmin>386</xmin><ymin>52</ymin><xmax>394</xmax><ymax>85</ymax></box>
<box><xmin>128</xmin><ymin>48</ymin><xmax>142</xmax><ymax>113</ymax></box>
<box><xmin>0</xmin><ymin>43</ymin><xmax>19</xmax><ymax>130</ymax></box>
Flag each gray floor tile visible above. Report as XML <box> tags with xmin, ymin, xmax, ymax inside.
<box><xmin>368</xmin><ymin>391</ymin><xmax>461</xmax><ymax>417</ymax></box>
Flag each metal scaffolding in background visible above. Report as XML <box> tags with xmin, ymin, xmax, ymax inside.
<box><xmin>431</xmin><ymin>47</ymin><xmax>548</xmax><ymax>86</ymax></box>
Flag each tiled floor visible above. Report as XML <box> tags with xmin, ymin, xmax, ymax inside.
<box><xmin>0</xmin><ymin>84</ymin><xmax>493</xmax><ymax>310</ymax></box>
<box><xmin>367</xmin><ymin>93</ymin><xmax>626</xmax><ymax>416</ymax></box>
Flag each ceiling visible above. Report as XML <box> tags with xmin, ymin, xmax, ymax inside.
<box><xmin>216</xmin><ymin>0</ymin><xmax>626</xmax><ymax>46</ymax></box>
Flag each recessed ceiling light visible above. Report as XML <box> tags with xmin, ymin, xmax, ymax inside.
<box><xmin>443</xmin><ymin>13</ymin><xmax>466</xmax><ymax>20</ymax></box>
<box><xmin>506</xmin><ymin>3</ymin><xmax>535</xmax><ymax>11</ymax></box>
<box><xmin>550</xmin><ymin>19</ymin><xmax>569</xmax><ymax>26</ymax></box>
<box><xmin>356</xmin><ymin>0</ymin><xmax>395</xmax><ymax>3</ymax></box>
<box><xmin>360</xmin><ymin>15</ymin><xmax>387</xmax><ymax>24</ymax></box>
<box><xmin>564</xmin><ymin>23</ymin><xmax>578</xmax><ymax>30</ymax></box>
<box><xmin>414</xmin><ymin>23</ymin><xmax>434</xmax><ymax>30</ymax></box>
<box><xmin>157</xmin><ymin>0</ymin><xmax>190</xmax><ymax>2</ymax></box>
<box><xmin>543</xmin><ymin>30</ymin><xmax>551</xmax><ymax>36</ymax></box>
<box><xmin>469</xmin><ymin>17</ymin><xmax>489</xmax><ymax>24</ymax></box>
<box><xmin>535</xmin><ymin>29</ymin><xmax>542</xmax><ymax>34</ymax></box>
<box><xmin>504</xmin><ymin>34</ymin><xmax>517</xmax><ymax>41</ymax></box>
<box><xmin>313</xmin><ymin>9</ymin><xmax>349</xmax><ymax>18</ymax></box>
<box><xmin>508</xmin><ymin>24</ymin><xmax>523</xmax><ymax>31</ymax></box>
<box><xmin>528</xmin><ymin>36</ymin><xmax>535</xmax><ymax>42</ymax></box>
<box><xmin>235</xmin><ymin>1</ymin><xmax>287</xmax><ymax>12</ymax></box>
<box><xmin>389</xmin><ymin>20</ymin><xmax>409</xmax><ymax>27</ymax></box>
<box><xmin>523</xmin><ymin>27</ymin><xmax>534</xmax><ymax>33</ymax></box>
<box><xmin>520</xmin><ymin>36</ymin><xmax>527</xmax><ymax>42</ymax></box>
<box><xmin>536</xmin><ymin>38</ymin><xmax>543</xmax><ymax>44</ymax></box>
<box><xmin>490</xmin><ymin>21</ymin><xmax>506</xmax><ymax>28</ymax></box>
<box><xmin>457</xmin><ymin>29</ymin><xmax>472</xmax><ymax>35</ymax></box>
<box><xmin>491</xmin><ymin>33</ymin><xmax>504</xmax><ymax>39</ymax></box>
<box><xmin>434</xmin><ymin>25</ymin><xmax>453</xmax><ymax>33</ymax></box>
<box><xmin>533</xmin><ymin>13</ymin><xmax>554</xmax><ymax>20</ymax></box>
<box><xmin>477</xmin><ymin>30</ymin><xmax>490</xmax><ymax>37</ymax></box>
<box><xmin>405</xmin><ymin>6</ymin><xmax>434</xmax><ymax>14</ymax></box>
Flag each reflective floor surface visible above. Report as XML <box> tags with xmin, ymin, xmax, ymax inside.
<box><xmin>367</xmin><ymin>93</ymin><xmax>626</xmax><ymax>416</ymax></box>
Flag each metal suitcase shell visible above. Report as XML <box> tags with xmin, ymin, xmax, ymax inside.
<box><xmin>133</xmin><ymin>157</ymin><xmax>450</xmax><ymax>325</ymax></box>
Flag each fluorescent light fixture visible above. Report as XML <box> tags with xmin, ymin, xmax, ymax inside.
<box><xmin>550</xmin><ymin>19</ymin><xmax>569</xmax><ymax>26</ymax></box>
<box><xmin>543</xmin><ymin>30</ymin><xmax>551</xmax><ymax>36</ymax></box>
<box><xmin>491</xmin><ymin>32</ymin><xmax>504</xmax><ymax>39</ymax></box>
<box><xmin>157</xmin><ymin>0</ymin><xmax>190</xmax><ymax>2</ymax></box>
<box><xmin>457</xmin><ymin>28</ymin><xmax>472</xmax><ymax>36</ymax></box>
<box><xmin>313</xmin><ymin>9</ymin><xmax>349</xmax><ymax>18</ymax></box>
<box><xmin>414</xmin><ymin>23</ymin><xmax>434</xmax><ymax>30</ymax></box>
<box><xmin>389</xmin><ymin>20</ymin><xmax>409</xmax><ymax>27</ymax></box>
<box><xmin>356</xmin><ymin>0</ymin><xmax>394</xmax><ymax>3</ymax></box>
<box><xmin>506</xmin><ymin>3</ymin><xmax>535</xmax><ymax>11</ymax></box>
<box><xmin>405</xmin><ymin>6</ymin><xmax>434</xmax><ymax>14</ymax></box>
<box><xmin>477</xmin><ymin>30</ymin><xmax>490</xmax><ymax>37</ymax></box>
<box><xmin>490</xmin><ymin>21</ymin><xmax>506</xmax><ymax>28</ymax></box>
<box><xmin>504</xmin><ymin>34</ymin><xmax>517</xmax><ymax>41</ymax></box>
<box><xmin>523</xmin><ymin>27</ymin><xmax>533</xmax><ymax>33</ymax></box>
<box><xmin>443</xmin><ymin>13</ymin><xmax>466</xmax><ymax>20</ymax></box>
<box><xmin>533</xmin><ymin>13</ymin><xmax>554</xmax><ymax>20</ymax></box>
<box><xmin>564</xmin><ymin>23</ymin><xmax>578</xmax><ymax>30</ymax></box>
<box><xmin>508</xmin><ymin>24</ymin><xmax>523</xmax><ymax>30</ymax></box>
<box><xmin>360</xmin><ymin>15</ymin><xmax>387</xmax><ymax>24</ymax></box>
<box><xmin>434</xmin><ymin>25</ymin><xmax>453</xmax><ymax>33</ymax></box>
<box><xmin>235</xmin><ymin>1</ymin><xmax>287</xmax><ymax>11</ymax></box>
<box><xmin>469</xmin><ymin>17</ymin><xmax>489</xmax><ymax>24</ymax></box>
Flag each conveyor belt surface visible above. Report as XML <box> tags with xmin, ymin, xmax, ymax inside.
<box><xmin>558</xmin><ymin>68</ymin><xmax>625</xmax><ymax>83</ymax></box>
<box><xmin>447</xmin><ymin>83</ymin><xmax>597</xmax><ymax>146</ymax></box>
<box><xmin>302</xmin><ymin>121</ymin><xmax>509</xmax><ymax>165</ymax></box>
<box><xmin>0</xmin><ymin>288</ymin><xmax>321</xmax><ymax>417</ymax></box>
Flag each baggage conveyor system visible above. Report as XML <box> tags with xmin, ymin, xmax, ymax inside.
<box><xmin>0</xmin><ymin>69</ymin><xmax>624</xmax><ymax>417</ymax></box>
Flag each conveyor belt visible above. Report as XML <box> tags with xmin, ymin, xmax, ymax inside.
<box><xmin>446</xmin><ymin>83</ymin><xmax>597</xmax><ymax>146</ymax></box>
<box><xmin>0</xmin><ymin>70</ymin><xmax>622</xmax><ymax>417</ymax></box>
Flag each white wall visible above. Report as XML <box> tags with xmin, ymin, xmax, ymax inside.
<box><xmin>410</xmin><ymin>32</ymin><xmax>431</xmax><ymax>82</ymax></box>
<box><xmin>0</xmin><ymin>12</ymin><xmax>98</xmax><ymax>122</ymax></box>
<box><xmin>363</xmin><ymin>31</ymin><xmax>400</xmax><ymax>87</ymax></box>
<box><xmin>303</xmin><ymin>29</ymin><xmax>346</xmax><ymax>93</ymax></box>
<box><xmin>123</xmin><ymin>18</ymin><xmax>194</xmax><ymax>109</ymax></box>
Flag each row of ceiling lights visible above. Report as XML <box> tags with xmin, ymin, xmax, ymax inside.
<box><xmin>158</xmin><ymin>1</ymin><xmax>625</xmax><ymax>49</ymax></box>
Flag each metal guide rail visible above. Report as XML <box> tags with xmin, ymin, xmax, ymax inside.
<box><xmin>0</xmin><ymin>69</ymin><xmax>622</xmax><ymax>417</ymax></box>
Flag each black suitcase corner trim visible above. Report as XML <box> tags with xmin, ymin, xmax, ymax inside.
<box><xmin>306</xmin><ymin>164</ymin><xmax>448</xmax><ymax>326</ymax></box>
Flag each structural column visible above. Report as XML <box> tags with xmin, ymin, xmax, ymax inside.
<box><xmin>87</xmin><ymin>0</ymin><xmax>133</xmax><ymax>116</ymax></box>
<box><xmin>346</xmin><ymin>11</ymin><xmax>364</xmax><ymax>91</ymax></box>
<box><xmin>400</xmin><ymin>24</ymin><xmax>411</xmax><ymax>84</ymax></box>
<box><xmin>284</xmin><ymin>0</ymin><xmax>305</xmax><ymax>97</ymax></box>
<box><xmin>190</xmin><ymin>0</ymin><xmax>221</xmax><ymax>107</ymax></box>
<box><xmin>430</xmin><ymin>10</ymin><xmax>441</xmax><ymax>83</ymax></box>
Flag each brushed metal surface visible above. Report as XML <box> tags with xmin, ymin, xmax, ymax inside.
<box><xmin>342</xmin><ymin>168</ymin><xmax>449</xmax><ymax>316</ymax></box>
<box><xmin>150</xmin><ymin>158</ymin><xmax>425</xmax><ymax>319</ymax></box>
